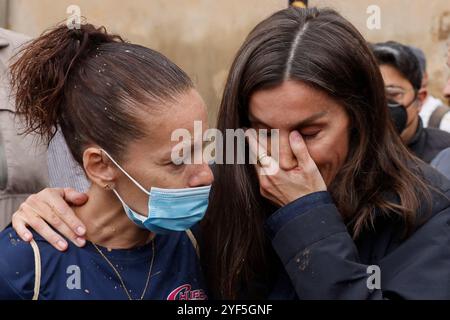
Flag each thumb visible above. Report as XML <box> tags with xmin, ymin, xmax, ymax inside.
<box><xmin>62</xmin><ymin>188</ymin><xmax>89</xmax><ymax>206</ymax></box>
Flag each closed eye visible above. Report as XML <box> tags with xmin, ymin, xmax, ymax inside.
<box><xmin>301</xmin><ymin>131</ymin><xmax>321</xmax><ymax>139</ymax></box>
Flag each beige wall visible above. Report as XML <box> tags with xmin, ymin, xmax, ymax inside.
<box><xmin>6</xmin><ymin>0</ymin><xmax>287</xmax><ymax>125</ymax></box>
<box><xmin>312</xmin><ymin>0</ymin><xmax>450</xmax><ymax>105</ymax></box>
<box><xmin>0</xmin><ymin>0</ymin><xmax>8</xmax><ymax>28</ymax></box>
<box><xmin>5</xmin><ymin>0</ymin><xmax>450</xmax><ymax>125</ymax></box>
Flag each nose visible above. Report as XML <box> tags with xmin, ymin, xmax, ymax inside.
<box><xmin>278</xmin><ymin>134</ymin><xmax>298</xmax><ymax>171</ymax></box>
<box><xmin>188</xmin><ymin>163</ymin><xmax>214</xmax><ymax>187</ymax></box>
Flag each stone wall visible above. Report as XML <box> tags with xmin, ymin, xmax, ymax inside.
<box><xmin>3</xmin><ymin>0</ymin><xmax>449</xmax><ymax>124</ymax></box>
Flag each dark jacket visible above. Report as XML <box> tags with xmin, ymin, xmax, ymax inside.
<box><xmin>408</xmin><ymin>119</ymin><xmax>450</xmax><ymax>163</ymax></box>
<box><xmin>266</xmin><ymin>164</ymin><xmax>450</xmax><ymax>299</ymax></box>
<box><xmin>431</xmin><ymin>148</ymin><xmax>450</xmax><ymax>181</ymax></box>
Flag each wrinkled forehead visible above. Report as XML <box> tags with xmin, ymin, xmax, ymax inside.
<box><xmin>134</xmin><ymin>89</ymin><xmax>208</xmax><ymax>156</ymax></box>
<box><xmin>248</xmin><ymin>81</ymin><xmax>341</xmax><ymax>129</ymax></box>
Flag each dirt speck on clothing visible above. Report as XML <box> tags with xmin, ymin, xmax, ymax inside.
<box><xmin>9</xmin><ymin>233</ymin><xmax>20</xmax><ymax>246</ymax></box>
<box><xmin>295</xmin><ymin>248</ymin><xmax>311</xmax><ymax>271</ymax></box>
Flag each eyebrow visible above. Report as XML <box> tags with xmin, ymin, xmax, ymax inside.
<box><xmin>248</xmin><ymin>111</ymin><xmax>328</xmax><ymax>129</ymax></box>
<box><xmin>163</xmin><ymin>139</ymin><xmax>211</xmax><ymax>159</ymax></box>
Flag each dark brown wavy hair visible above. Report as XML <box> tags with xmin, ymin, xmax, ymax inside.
<box><xmin>10</xmin><ymin>22</ymin><xmax>193</xmax><ymax>164</ymax></box>
<box><xmin>201</xmin><ymin>7</ymin><xmax>432</xmax><ymax>299</ymax></box>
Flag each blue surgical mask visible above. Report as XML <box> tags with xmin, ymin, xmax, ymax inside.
<box><xmin>101</xmin><ymin>150</ymin><xmax>211</xmax><ymax>234</ymax></box>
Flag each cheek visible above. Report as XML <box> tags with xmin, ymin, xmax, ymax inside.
<box><xmin>306</xmin><ymin>126</ymin><xmax>349</xmax><ymax>183</ymax></box>
<box><xmin>307</xmin><ymin>139</ymin><xmax>346</xmax><ymax>168</ymax></box>
<box><xmin>155</xmin><ymin>167</ymin><xmax>187</xmax><ymax>188</ymax></box>
<box><xmin>126</xmin><ymin>163</ymin><xmax>176</xmax><ymax>194</ymax></box>
<box><xmin>161</xmin><ymin>165</ymin><xmax>200</xmax><ymax>189</ymax></box>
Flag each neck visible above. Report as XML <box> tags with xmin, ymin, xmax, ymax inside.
<box><xmin>401</xmin><ymin>116</ymin><xmax>419</xmax><ymax>145</ymax></box>
<box><xmin>74</xmin><ymin>184</ymin><xmax>152</xmax><ymax>249</ymax></box>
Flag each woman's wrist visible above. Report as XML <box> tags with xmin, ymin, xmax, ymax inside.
<box><xmin>266</xmin><ymin>191</ymin><xmax>333</xmax><ymax>237</ymax></box>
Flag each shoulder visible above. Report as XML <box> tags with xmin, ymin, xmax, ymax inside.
<box><xmin>0</xmin><ymin>227</ymin><xmax>36</xmax><ymax>267</ymax></box>
<box><xmin>432</xmin><ymin>147</ymin><xmax>450</xmax><ymax>165</ymax></box>
<box><xmin>188</xmin><ymin>224</ymin><xmax>203</xmax><ymax>247</ymax></box>
<box><xmin>0</xmin><ymin>227</ymin><xmax>36</xmax><ymax>299</ymax></box>
<box><xmin>414</xmin><ymin>162</ymin><xmax>450</xmax><ymax>221</ymax></box>
<box><xmin>418</xmin><ymin>161</ymin><xmax>450</xmax><ymax>191</ymax></box>
<box><xmin>0</xmin><ymin>227</ymin><xmax>65</xmax><ymax>299</ymax></box>
<box><xmin>158</xmin><ymin>230</ymin><xmax>200</xmax><ymax>255</ymax></box>
<box><xmin>431</xmin><ymin>148</ymin><xmax>450</xmax><ymax>179</ymax></box>
<box><xmin>424</xmin><ymin>127</ymin><xmax>450</xmax><ymax>148</ymax></box>
<box><xmin>0</xmin><ymin>28</ymin><xmax>31</xmax><ymax>64</ymax></box>
<box><xmin>155</xmin><ymin>231</ymin><xmax>202</xmax><ymax>274</ymax></box>
<box><xmin>0</xmin><ymin>28</ymin><xmax>31</xmax><ymax>49</ymax></box>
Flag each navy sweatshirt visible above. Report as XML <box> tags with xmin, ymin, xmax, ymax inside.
<box><xmin>0</xmin><ymin>228</ymin><xmax>207</xmax><ymax>300</ymax></box>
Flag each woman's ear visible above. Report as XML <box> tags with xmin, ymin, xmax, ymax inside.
<box><xmin>82</xmin><ymin>147</ymin><xmax>118</xmax><ymax>189</ymax></box>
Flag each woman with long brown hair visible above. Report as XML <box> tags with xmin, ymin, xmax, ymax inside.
<box><xmin>11</xmin><ymin>7</ymin><xmax>450</xmax><ymax>299</ymax></box>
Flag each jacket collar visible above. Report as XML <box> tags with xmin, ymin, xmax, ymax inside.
<box><xmin>0</xmin><ymin>36</ymin><xmax>9</xmax><ymax>49</ymax></box>
<box><xmin>0</xmin><ymin>36</ymin><xmax>10</xmax><ymax>72</ymax></box>
<box><xmin>409</xmin><ymin>117</ymin><xmax>424</xmax><ymax>146</ymax></box>
<box><xmin>0</xmin><ymin>35</ymin><xmax>12</xmax><ymax>111</ymax></box>
<box><xmin>407</xmin><ymin>118</ymin><xmax>426</xmax><ymax>160</ymax></box>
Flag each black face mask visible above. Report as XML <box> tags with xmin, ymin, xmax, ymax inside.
<box><xmin>387</xmin><ymin>100</ymin><xmax>408</xmax><ymax>134</ymax></box>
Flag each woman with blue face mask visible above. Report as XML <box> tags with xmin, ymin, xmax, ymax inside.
<box><xmin>0</xmin><ymin>23</ymin><xmax>213</xmax><ymax>300</ymax></box>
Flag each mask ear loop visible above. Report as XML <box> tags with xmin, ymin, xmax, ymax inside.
<box><xmin>100</xmin><ymin>150</ymin><xmax>148</xmax><ymax>223</ymax></box>
<box><xmin>405</xmin><ymin>90</ymin><xmax>420</xmax><ymax>109</ymax></box>
<box><xmin>100</xmin><ymin>149</ymin><xmax>151</xmax><ymax>196</ymax></box>
<box><xmin>111</xmin><ymin>188</ymin><xmax>147</xmax><ymax>223</ymax></box>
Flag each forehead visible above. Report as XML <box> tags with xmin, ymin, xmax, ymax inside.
<box><xmin>248</xmin><ymin>80</ymin><xmax>341</xmax><ymax>127</ymax></box>
<box><xmin>379</xmin><ymin>64</ymin><xmax>412</xmax><ymax>88</ymax></box>
<box><xmin>158</xmin><ymin>89</ymin><xmax>206</xmax><ymax>129</ymax></box>
<box><xmin>136</xmin><ymin>89</ymin><xmax>207</xmax><ymax>151</ymax></box>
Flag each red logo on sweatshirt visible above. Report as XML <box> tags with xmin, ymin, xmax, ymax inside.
<box><xmin>167</xmin><ymin>284</ymin><xmax>207</xmax><ymax>300</ymax></box>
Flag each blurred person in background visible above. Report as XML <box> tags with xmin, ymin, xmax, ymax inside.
<box><xmin>409</xmin><ymin>46</ymin><xmax>450</xmax><ymax>132</ymax></box>
<box><xmin>372</xmin><ymin>41</ymin><xmax>450</xmax><ymax>163</ymax></box>
<box><xmin>431</xmin><ymin>147</ymin><xmax>450</xmax><ymax>180</ymax></box>
<box><xmin>444</xmin><ymin>76</ymin><xmax>450</xmax><ymax>106</ymax></box>
<box><xmin>444</xmin><ymin>42</ymin><xmax>450</xmax><ymax>107</ymax></box>
<box><xmin>0</xmin><ymin>28</ymin><xmax>48</xmax><ymax>230</ymax></box>
<box><xmin>431</xmin><ymin>41</ymin><xmax>450</xmax><ymax>180</ymax></box>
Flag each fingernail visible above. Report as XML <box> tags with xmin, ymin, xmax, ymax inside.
<box><xmin>57</xmin><ymin>240</ymin><xmax>68</xmax><ymax>250</ymax></box>
<box><xmin>290</xmin><ymin>131</ymin><xmax>301</xmax><ymax>141</ymax></box>
<box><xmin>23</xmin><ymin>232</ymin><xmax>32</xmax><ymax>241</ymax></box>
<box><xmin>76</xmin><ymin>237</ymin><xmax>86</xmax><ymax>247</ymax></box>
<box><xmin>76</xmin><ymin>226</ymin><xmax>86</xmax><ymax>236</ymax></box>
